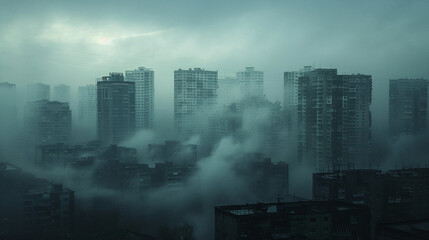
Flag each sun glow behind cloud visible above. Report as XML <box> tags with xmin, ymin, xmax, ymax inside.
<box><xmin>34</xmin><ymin>20</ymin><xmax>166</xmax><ymax>46</ymax></box>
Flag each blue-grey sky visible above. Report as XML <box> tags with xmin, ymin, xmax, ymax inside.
<box><xmin>1</xmin><ymin>0</ymin><xmax>428</xmax><ymax>129</ymax></box>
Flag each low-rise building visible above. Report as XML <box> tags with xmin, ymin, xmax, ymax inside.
<box><xmin>0</xmin><ymin>163</ymin><xmax>74</xmax><ymax>239</ymax></box>
<box><xmin>215</xmin><ymin>201</ymin><xmax>370</xmax><ymax>240</ymax></box>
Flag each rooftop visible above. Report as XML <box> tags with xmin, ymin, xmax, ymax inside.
<box><xmin>216</xmin><ymin>201</ymin><xmax>363</xmax><ymax>217</ymax></box>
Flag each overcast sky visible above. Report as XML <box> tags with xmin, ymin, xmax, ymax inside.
<box><xmin>1</xmin><ymin>0</ymin><xmax>428</xmax><ymax>129</ymax></box>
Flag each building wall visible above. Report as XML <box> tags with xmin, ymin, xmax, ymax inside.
<box><xmin>284</xmin><ymin>66</ymin><xmax>312</xmax><ymax>130</ymax></box>
<box><xmin>0</xmin><ymin>163</ymin><xmax>74</xmax><ymax>238</ymax></box>
<box><xmin>125</xmin><ymin>67</ymin><xmax>155</xmax><ymax>129</ymax></box>
<box><xmin>97</xmin><ymin>73</ymin><xmax>135</xmax><ymax>145</ymax></box>
<box><xmin>236</xmin><ymin>67</ymin><xmax>263</xmax><ymax>99</ymax></box>
<box><xmin>174</xmin><ymin>68</ymin><xmax>218</xmax><ymax>137</ymax></box>
<box><xmin>78</xmin><ymin>84</ymin><xmax>97</xmax><ymax>132</ymax></box>
<box><xmin>215</xmin><ymin>201</ymin><xmax>370</xmax><ymax>240</ymax></box>
<box><xmin>27</xmin><ymin>83</ymin><xmax>50</xmax><ymax>102</ymax></box>
<box><xmin>218</xmin><ymin>76</ymin><xmax>239</xmax><ymax>106</ymax></box>
<box><xmin>24</xmin><ymin>100</ymin><xmax>72</xmax><ymax>145</ymax></box>
<box><xmin>297</xmin><ymin>69</ymin><xmax>372</xmax><ymax>171</ymax></box>
<box><xmin>389</xmin><ymin>79</ymin><xmax>428</xmax><ymax>136</ymax></box>
<box><xmin>53</xmin><ymin>84</ymin><xmax>71</xmax><ymax>103</ymax></box>
<box><xmin>313</xmin><ymin>169</ymin><xmax>429</xmax><ymax>237</ymax></box>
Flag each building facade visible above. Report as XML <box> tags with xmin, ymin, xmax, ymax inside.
<box><xmin>284</xmin><ymin>66</ymin><xmax>313</xmax><ymax>130</ymax></box>
<box><xmin>53</xmin><ymin>84</ymin><xmax>71</xmax><ymax>103</ymax></box>
<box><xmin>78</xmin><ymin>84</ymin><xmax>97</xmax><ymax>131</ymax></box>
<box><xmin>97</xmin><ymin>73</ymin><xmax>135</xmax><ymax>145</ymax></box>
<box><xmin>313</xmin><ymin>168</ymin><xmax>429</xmax><ymax>237</ymax></box>
<box><xmin>148</xmin><ymin>140</ymin><xmax>197</xmax><ymax>164</ymax></box>
<box><xmin>125</xmin><ymin>67</ymin><xmax>155</xmax><ymax>129</ymax></box>
<box><xmin>27</xmin><ymin>83</ymin><xmax>50</xmax><ymax>102</ymax></box>
<box><xmin>0</xmin><ymin>163</ymin><xmax>74</xmax><ymax>239</ymax></box>
<box><xmin>174</xmin><ymin>68</ymin><xmax>218</xmax><ymax>137</ymax></box>
<box><xmin>297</xmin><ymin>69</ymin><xmax>372</xmax><ymax>171</ymax></box>
<box><xmin>236</xmin><ymin>67</ymin><xmax>264</xmax><ymax>99</ymax></box>
<box><xmin>218</xmin><ymin>76</ymin><xmax>239</xmax><ymax>106</ymax></box>
<box><xmin>24</xmin><ymin>100</ymin><xmax>72</xmax><ymax>145</ymax></box>
<box><xmin>389</xmin><ymin>79</ymin><xmax>428</xmax><ymax>136</ymax></box>
<box><xmin>215</xmin><ymin>201</ymin><xmax>370</xmax><ymax>240</ymax></box>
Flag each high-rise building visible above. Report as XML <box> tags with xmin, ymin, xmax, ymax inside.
<box><xmin>218</xmin><ymin>76</ymin><xmax>239</xmax><ymax>106</ymax></box>
<box><xmin>215</xmin><ymin>201</ymin><xmax>370</xmax><ymax>240</ymax></box>
<box><xmin>97</xmin><ymin>73</ymin><xmax>135</xmax><ymax>144</ymax></box>
<box><xmin>0</xmin><ymin>82</ymin><xmax>18</xmax><ymax>156</ymax></box>
<box><xmin>313</xmin><ymin>168</ymin><xmax>429</xmax><ymax>238</ymax></box>
<box><xmin>0</xmin><ymin>82</ymin><xmax>17</xmax><ymax>129</ymax></box>
<box><xmin>125</xmin><ymin>67</ymin><xmax>154</xmax><ymax>129</ymax></box>
<box><xmin>24</xmin><ymin>100</ymin><xmax>72</xmax><ymax>145</ymax></box>
<box><xmin>284</xmin><ymin>66</ymin><xmax>313</xmax><ymax>129</ymax></box>
<box><xmin>297</xmin><ymin>69</ymin><xmax>372</xmax><ymax>171</ymax></box>
<box><xmin>174</xmin><ymin>68</ymin><xmax>218</xmax><ymax>137</ymax></box>
<box><xmin>389</xmin><ymin>79</ymin><xmax>428</xmax><ymax>135</ymax></box>
<box><xmin>78</xmin><ymin>84</ymin><xmax>97</xmax><ymax>130</ymax></box>
<box><xmin>53</xmin><ymin>84</ymin><xmax>71</xmax><ymax>103</ymax></box>
<box><xmin>27</xmin><ymin>83</ymin><xmax>50</xmax><ymax>102</ymax></box>
<box><xmin>236</xmin><ymin>67</ymin><xmax>264</xmax><ymax>98</ymax></box>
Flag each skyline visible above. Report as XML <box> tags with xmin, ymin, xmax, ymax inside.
<box><xmin>1</xmin><ymin>1</ymin><xmax>429</xmax><ymax>238</ymax></box>
<box><xmin>1</xmin><ymin>0</ymin><xmax>429</xmax><ymax>133</ymax></box>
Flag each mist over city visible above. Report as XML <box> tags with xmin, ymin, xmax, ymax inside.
<box><xmin>1</xmin><ymin>1</ymin><xmax>429</xmax><ymax>240</ymax></box>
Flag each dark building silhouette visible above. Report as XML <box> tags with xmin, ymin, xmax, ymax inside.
<box><xmin>93</xmin><ymin>160</ymin><xmax>196</xmax><ymax>191</ymax></box>
<box><xmin>232</xmin><ymin>153</ymin><xmax>289</xmax><ymax>201</ymax></box>
<box><xmin>97</xmin><ymin>73</ymin><xmax>135</xmax><ymax>145</ymax></box>
<box><xmin>389</xmin><ymin>79</ymin><xmax>428</xmax><ymax>136</ymax></box>
<box><xmin>148</xmin><ymin>140</ymin><xmax>197</xmax><ymax>164</ymax></box>
<box><xmin>35</xmin><ymin>142</ymin><xmax>100</xmax><ymax>166</ymax></box>
<box><xmin>313</xmin><ymin>168</ymin><xmax>429</xmax><ymax>237</ymax></box>
<box><xmin>0</xmin><ymin>163</ymin><xmax>74</xmax><ymax>239</ymax></box>
<box><xmin>215</xmin><ymin>201</ymin><xmax>370</xmax><ymax>240</ymax></box>
<box><xmin>297</xmin><ymin>69</ymin><xmax>372</xmax><ymax>171</ymax></box>
<box><xmin>378</xmin><ymin>220</ymin><xmax>429</xmax><ymax>240</ymax></box>
<box><xmin>24</xmin><ymin>100</ymin><xmax>72</xmax><ymax>145</ymax></box>
<box><xmin>0</xmin><ymin>82</ymin><xmax>17</xmax><ymax>157</ymax></box>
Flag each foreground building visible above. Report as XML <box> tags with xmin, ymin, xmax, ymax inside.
<box><xmin>215</xmin><ymin>201</ymin><xmax>370</xmax><ymax>240</ymax></box>
<box><xmin>313</xmin><ymin>168</ymin><xmax>429</xmax><ymax>237</ymax></box>
<box><xmin>24</xmin><ymin>100</ymin><xmax>72</xmax><ymax>145</ymax></box>
<box><xmin>378</xmin><ymin>219</ymin><xmax>429</xmax><ymax>240</ymax></box>
<box><xmin>0</xmin><ymin>163</ymin><xmax>74</xmax><ymax>239</ymax></box>
<box><xmin>174</xmin><ymin>68</ymin><xmax>218</xmax><ymax>137</ymax></box>
<box><xmin>125</xmin><ymin>67</ymin><xmax>155</xmax><ymax>129</ymax></box>
<box><xmin>296</xmin><ymin>68</ymin><xmax>372</xmax><ymax>171</ymax></box>
<box><xmin>389</xmin><ymin>79</ymin><xmax>429</xmax><ymax>136</ymax></box>
<box><xmin>97</xmin><ymin>73</ymin><xmax>135</xmax><ymax>144</ymax></box>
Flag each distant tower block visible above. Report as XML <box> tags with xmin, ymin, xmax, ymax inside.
<box><xmin>125</xmin><ymin>67</ymin><xmax>155</xmax><ymax>129</ymax></box>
